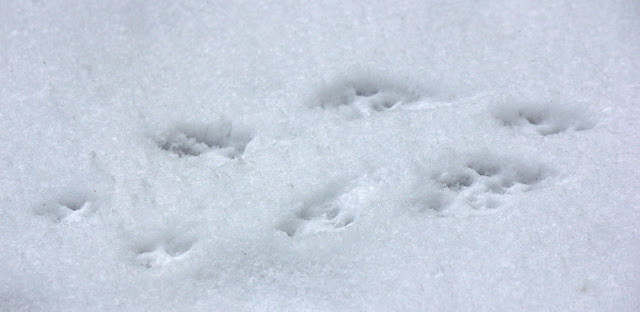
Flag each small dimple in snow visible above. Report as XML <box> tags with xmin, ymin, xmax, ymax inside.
<box><xmin>60</xmin><ymin>199</ymin><xmax>87</xmax><ymax>212</ymax></box>
<box><xmin>524</xmin><ymin>113</ymin><xmax>545</xmax><ymax>126</ymax></box>
<box><xmin>354</xmin><ymin>87</ymin><xmax>378</xmax><ymax>97</ymax></box>
<box><xmin>437</xmin><ymin>172</ymin><xmax>475</xmax><ymax>190</ymax></box>
<box><xmin>282</xmin><ymin>201</ymin><xmax>354</xmax><ymax>238</ymax></box>
<box><xmin>467</xmin><ymin>162</ymin><xmax>501</xmax><ymax>177</ymax></box>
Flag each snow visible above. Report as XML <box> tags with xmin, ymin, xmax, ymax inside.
<box><xmin>1</xmin><ymin>0</ymin><xmax>639</xmax><ymax>311</ymax></box>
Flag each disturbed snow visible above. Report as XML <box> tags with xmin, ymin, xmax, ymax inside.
<box><xmin>1</xmin><ymin>1</ymin><xmax>639</xmax><ymax>311</ymax></box>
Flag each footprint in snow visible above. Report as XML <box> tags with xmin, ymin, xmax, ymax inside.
<box><xmin>492</xmin><ymin>103</ymin><xmax>595</xmax><ymax>136</ymax></box>
<box><xmin>35</xmin><ymin>190</ymin><xmax>98</xmax><ymax>222</ymax></box>
<box><xmin>277</xmin><ymin>174</ymin><xmax>379</xmax><ymax>238</ymax></box>
<box><xmin>133</xmin><ymin>234</ymin><xmax>195</xmax><ymax>268</ymax></box>
<box><xmin>412</xmin><ymin>153</ymin><xmax>549</xmax><ymax>214</ymax></box>
<box><xmin>155</xmin><ymin>120</ymin><xmax>253</xmax><ymax>158</ymax></box>
<box><xmin>312</xmin><ymin>75</ymin><xmax>420</xmax><ymax>119</ymax></box>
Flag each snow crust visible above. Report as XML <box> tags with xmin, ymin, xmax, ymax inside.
<box><xmin>1</xmin><ymin>0</ymin><xmax>639</xmax><ymax>311</ymax></box>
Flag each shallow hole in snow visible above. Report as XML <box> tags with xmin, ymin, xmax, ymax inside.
<box><xmin>492</xmin><ymin>102</ymin><xmax>596</xmax><ymax>136</ymax></box>
<box><xmin>155</xmin><ymin>120</ymin><xmax>253</xmax><ymax>158</ymax></box>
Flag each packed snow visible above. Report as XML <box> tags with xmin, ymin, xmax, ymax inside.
<box><xmin>1</xmin><ymin>0</ymin><xmax>639</xmax><ymax>311</ymax></box>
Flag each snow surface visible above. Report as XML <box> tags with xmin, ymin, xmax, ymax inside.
<box><xmin>1</xmin><ymin>0</ymin><xmax>639</xmax><ymax>311</ymax></box>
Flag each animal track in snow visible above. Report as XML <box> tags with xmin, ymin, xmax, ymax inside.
<box><xmin>277</xmin><ymin>175</ymin><xmax>378</xmax><ymax>238</ymax></box>
<box><xmin>134</xmin><ymin>234</ymin><xmax>195</xmax><ymax>268</ymax></box>
<box><xmin>313</xmin><ymin>75</ymin><xmax>420</xmax><ymax>118</ymax></box>
<box><xmin>414</xmin><ymin>154</ymin><xmax>549</xmax><ymax>213</ymax></box>
<box><xmin>155</xmin><ymin>120</ymin><xmax>253</xmax><ymax>158</ymax></box>
<box><xmin>36</xmin><ymin>190</ymin><xmax>97</xmax><ymax>222</ymax></box>
<box><xmin>492</xmin><ymin>103</ymin><xmax>595</xmax><ymax>136</ymax></box>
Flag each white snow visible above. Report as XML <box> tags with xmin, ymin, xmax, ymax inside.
<box><xmin>1</xmin><ymin>0</ymin><xmax>639</xmax><ymax>311</ymax></box>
